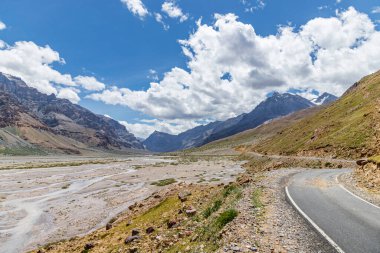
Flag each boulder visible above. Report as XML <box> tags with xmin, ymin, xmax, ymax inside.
<box><xmin>178</xmin><ymin>191</ymin><xmax>191</xmax><ymax>202</ymax></box>
<box><xmin>356</xmin><ymin>159</ymin><xmax>368</xmax><ymax>166</ymax></box>
<box><xmin>167</xmin><ymin>220</ymin><xmax>177</xmax><ymax>228</ymax></box>
<box><xmin>125</xmin><ymin>235</ymin><xmax>140</xmax><ymax>244</ymax></box>
<box><xmin>185</xmin><ymin>208</ymin><xmax>197</xmax><ymax>216</ymax></box>
<box><xmin>146</xmin><ymin>226</ymin><xmax>155</xmax><ymax>234</ymax></box>
<box><xmin>131</xmin><ymin>229</ymin><xmax>140</xmax><ymax>236</ymax></box>
<box><xmin>84</xmin><ymin>243</ymin><xmax>95</xmax><ymax>250</ymax></box>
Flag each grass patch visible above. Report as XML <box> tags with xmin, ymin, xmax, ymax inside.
<box><xmin>203</xmin><ymin>199</ymin><xmax>222</xmax><ymax>218</ymax></box>
<box><xmin>251</xmin><ymin>188</ymin><xmax>263</xmax><ymax>208</ymax></box>
<box><xmin>150</xmin><ymin>178</ymin><xmax>177</xmax><ymax>186</ymax></box>
<box><xmin>369</xmin><ymin>155</ymin><xmax>380</xmax><ymax>165</ymax></box>
<box><xmin>216</xmin><ymin>209</ymin><xmax>238</xmax><ymax>228</ymax></box>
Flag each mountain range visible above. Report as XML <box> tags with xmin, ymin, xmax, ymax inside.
<box><xmin>0</xmin><ymin>73</ymin><xmax>143</xmax><ymax>155</ymax></box>
<box><xmin>251</xmin><ymin>70</ymin><xmax>380</xmax><ymax>159</ymax></box>
<box><xmin>143</xmin><ymin>92</ymin><xmax>337</xmax><ymax>152</ymax></box>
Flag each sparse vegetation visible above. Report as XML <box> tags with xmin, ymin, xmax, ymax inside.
<box><xmin>251</xmin><ymin>188</ymin><xmax>263</xmax><ymax>208</ymax></box>
<box><xmin>150</xmin><ymin>178</ymin><xmax>177</xmax><ymax>186</ymax></box>
<box><xmin>203</xmin><ymin>199</ymin><xmax>222</xmax><ymax>218</ymax></box>
<box><xmin>216</xmin><ymin>209</ymin><xmax>238</xmax><ymax>228</ymax></box>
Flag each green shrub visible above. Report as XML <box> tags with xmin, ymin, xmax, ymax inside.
<box><xmin>216</xmin><ymin>209</ymin><xmax>238</xmax><ymax>228</ymax></box>
<box><xmin>203</xmin><ymin>200</ymin><xmax>222</xmax><ymax>218</ymax></box>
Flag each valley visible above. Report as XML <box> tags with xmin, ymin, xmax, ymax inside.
<box><xmin>0</xmin><ymin>156</ymin><xmax>243</xmax><ymax>253</ymax></box>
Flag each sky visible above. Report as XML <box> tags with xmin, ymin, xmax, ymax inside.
<box><xmin>0</xmin><ymin>0</ymin><xmax>380</xmax><ymax>138</ymax></box>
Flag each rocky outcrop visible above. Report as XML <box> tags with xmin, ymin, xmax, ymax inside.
<box><xmin>0</xmin><ymin>72</ymin><xmax>144</xmax><ymax>152</ymax></box>
<box><xmin>355</xmin><ymin>157</ymin><xmax>380</xmax><ymax>192</ymax></box>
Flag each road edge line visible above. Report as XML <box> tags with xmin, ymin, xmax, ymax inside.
<box><xmin>285</xmin><ymin>186</ymin><xmax>346</xmax><ymax>253</ymax></box>
<box><xmin>339</xmin><ymin>184</ymin><xmax>380</xmax><ymax>210</ymax></box>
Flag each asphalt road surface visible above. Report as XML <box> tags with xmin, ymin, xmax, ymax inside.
<box><xmin>286</xmin><ymin>169</ymin><xmax>380</xmax><ymax>253</ymax></box>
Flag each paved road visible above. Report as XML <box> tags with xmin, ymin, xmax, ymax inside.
<box><xmin>286</xmin><ymin>169</ymin><xmax>380</xmax><ymax>253</ymax></box>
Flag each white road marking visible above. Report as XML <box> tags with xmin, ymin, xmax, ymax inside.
<box><xmin>334</xmin><ymin>174</ymin><xmax>380</xmax><ymax>210</ymax></box>
<box><xmin>285</xmin><ymin>187</ymin><xmax>346</xmax><ymax>253</ymax></box>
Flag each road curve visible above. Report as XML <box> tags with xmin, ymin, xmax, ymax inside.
<box><xmin>286</xmin><ymin>169</ymin><xmax>380</xmax><ymax>253</ymax></box>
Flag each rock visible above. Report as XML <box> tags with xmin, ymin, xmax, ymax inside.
<box><xmin>178</xmin><ymin>191</ymin><xmax>191</xmax><ymax>202</ymax></box>
<box><xmin>129</xmin><ymin>247</ymin><xmax>138</xmax><ymax>253</ymax></box>
<box><xmin>126</xmin><ymin>221</ymin><xmax>132</xmax><ymax>226</ymax></box>
<box><xmin>125</xmin><ymin>235</ymin><xmax>140</xmax><ymax>244</ymax></box>
<box><xmin>154</xmin><ymin>194</ymin><xmax>161</xmax><ymax>199</ymax></box>
<box><xmin>84</xmin><ymin>243</ymin><xmax>95</xmax><ymax>250</ymax></box>
<box><xmin>185</xmin><ymin>208</ymin><xmax>197</xmax><ymax>216</ymax></box>
<box><xmin>106</xmin><ymin>222</ymin><xmax>112</xmax><ymax>230</ymax></box>
<box><xmin>356</xmin><ymin>159</ymin><xmax>368</xmax><ymax>166</ymax></box>
<box><xmin>146</xmin><ymin>226</ymin><xmax>155</xmax><ymax>234</ymax></box>
<box><xmin>231</xmin><ymin>246</ymin><xmax>241</xmax><ymax>252</ymax></box>
<box><xmin>131</xmin><ymin>229</ymin><xmax>140</xmax><ymax>236</ymax></box>
<box><xmin>167</xmin><ymin>220</ymin><xmax>177</xmax><ymax>228</ymax></box>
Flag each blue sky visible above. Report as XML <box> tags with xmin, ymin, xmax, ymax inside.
<box><xmin>0</xmin><ymin>0</ymin><xmax>380</xmax><ymax>138</ymax></box>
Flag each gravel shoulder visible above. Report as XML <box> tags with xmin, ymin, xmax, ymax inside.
<box><xmin>216</xmin><ymin>168</ymin><xmax>336</xmax><ymax>253</ymax></box>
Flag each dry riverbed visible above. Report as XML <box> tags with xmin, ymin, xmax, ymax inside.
<box><xmin>0</xmin><ymin>156</ymin><xmax>243</xmax><ymax>253</ymax></box>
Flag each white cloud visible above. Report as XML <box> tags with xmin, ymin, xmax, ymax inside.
<box><xmin>0</xmin><ymin>40</ymin><xmax>107</xmax><ymax>103</ymax></box>
<box><xmin>336</xmin><ymin>0</ymin><xmax>342</xmax><ymax>3</ymax></box>
<box><xmin>0</xmin><ymin>41</ymin><xmax>75</xmax><ymax>95</ymax></box>
<box><xmin>89</xmin><ymin>7</ymin><xmax>380</xmax><ymax>137</ymax></box>
<box><xmin>57</xmin><ymin>88</ymin><xmax>81</xmax><ymax>104</ymax></box>
<box><xmin>121</xmin><ymin>0</ymin><xmax>149</xmax><ymax>19</ymax></box>
<box><xmin>242</xmin><ymin>0</ymin><xmax>265</xmax><ymax>13</ymax></box>
<box><xmin>154</xmin><ymin>13</ymin><xmax>170</xmax><ymax>30</ymax></box>
<box><xmin>372</xmin><ymin>6</ymin><xmax>380</xmax><ymax>14</ymax></box>
<box><xmin>120</xmin><ymin>119</ymin><xmax>198</xmax><ymax>139</ymax></box>
<box><xmin>74</xmin><ymin>76</ymin><xmax>105</xmax><ymax>91</ymax></box>
<box><xmin>147</xmin><ymin>69</ymin><xmax>159</xmax><ymax>81</ymax></box>
<box><xmin>0</xmin><ymin>21</ymin><xmax>6</xmax><ymax>30</ymax></box>
<box><xmin>162</xmin><ymin>1</ymin><xmax>188</xmax><ymax>22</ymax></box>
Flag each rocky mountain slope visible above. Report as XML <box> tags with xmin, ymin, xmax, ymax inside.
<box><xmin>250</xmin><ymin>70</ymin><xmax>380</xmax><ymax>159</ymax></box>
<box><xmin>144</xmin><ymin>93</ymin><xmax>318</xmax><ymax>152</ymax></box>
<box><xmin>312</xmin><ymin>92</ymin><xmax>338</xmax><ymax>105</ymax></box>
<box><xmin>0</xmin><ymin>73</ymin><xmax>143</xmax><ymax>154</ymax></box>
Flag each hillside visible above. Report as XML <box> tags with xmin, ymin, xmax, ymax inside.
<box><xmin>144</xmin><ymin>93</ymin><xmax>318</xmax><ymax>152</ymax></box>
<box><xmin>185</xmin><ymin>106</ymin><xmax>322</xmax><ymax>154</ymax></box>
<box><xmin>250</xmin><ymin>70</ymin><xmax>380</xmax><ymax>159</ymax></box>
<box><xmin>0</xmin><ymin>73</ymin><xmax>144</xmax><ymax>155</ymax></box>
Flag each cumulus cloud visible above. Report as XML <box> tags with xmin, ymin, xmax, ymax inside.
<box><xmin>0</xmin><ymin>40</ymin><xmax>107</xmax><ymax>103</ymax></box>
<box><xmin>0</xmin><ymin>21</ymin><xmax>6</xmax><ymax>30</ymax></box>
<box><xmin>121</xmin><ymin>0</ymin><xmax>149</xmax><ymax>19</ymax></box>
<box><xmin>89</xmin><ymin>7</ymin><xmax>380</xmax><ymax>136</ymax></box>
<box><xmin>74</xmin><ymin>76</ymin><xmax>105</xmax><ymax>91</ymax></box>
<box><xmin>57</xmin><ymin>88</ymin><xmax>81</xmax><ymax>104</ymax></box>
<box><xmin>162</xmin><ymin>1</ymin><xmax>189</xmax><ymax>22</ymax></box>
<box><xmin>120</xmin><ymin>119</ymin><xmax>198</xmax><ymax>139</ymax></box>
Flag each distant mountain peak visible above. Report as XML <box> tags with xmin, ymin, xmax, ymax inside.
<box><xmin>311</xmin><ymin>92</ymin><xmax>338</xmax><ymax>105</ymax></box>
<box><xmin>144</xmin><ymin>92</ymin><xmax>315</xmax><ymax>152</ymax></box>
